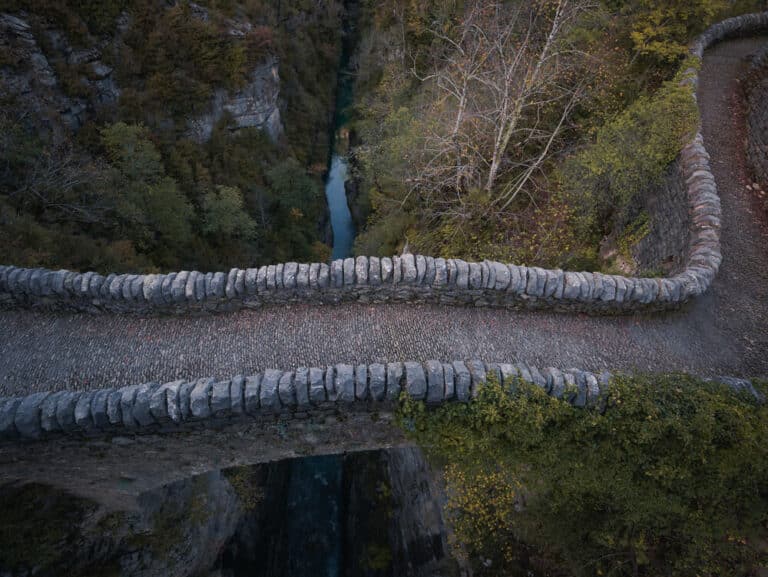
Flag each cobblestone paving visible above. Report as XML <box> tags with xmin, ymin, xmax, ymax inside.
<box><xmin>1</xmin><ymin>37</ymin><xmax>767</xmax><ymax>396</ymax></box>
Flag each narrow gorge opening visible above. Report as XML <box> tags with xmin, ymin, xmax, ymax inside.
<box><xmin>324</xmin><ymin>0</ymin><xmax>360</xmax><ymax>260</ymax></box>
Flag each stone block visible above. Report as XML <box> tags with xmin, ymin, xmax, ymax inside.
<box><xmin>231</xmin><ymin>375</ymin><xmax>245</xmax><ymax>414</ymax></box>
<box><xmin>308</xmin><ymin>263</ymin><xmax>320</xmax><ymax>289</ymax></box>
<box><xmin>266</xmin><ymin>265</ymin><xmax>277</xmax><ymax>290</ymax></box>
<box><xmin>133</xmin><ymin>383</ymin><xmax>159</xmax><ymax>426</ymax></box>
<box><xmin>369</xmin><ymin>257</ymin><xmax>381</xmax><ymax>285</ymax></box>
<box><xmin>455</xmin><ymin>260</ymin><xmax>469</xmax><ymax>288</ymax></box>
<box><xmin>498</xmin><ymin>364</ymin><xmax>518</xmax><ymax>391</ymax></box>
<box><xmin>172</xmin><ymin>271</ymin><xmax>189</xmax><ymax>302</ymax></box>
<box><xmin>309</xmin><ymin>367</ymin><xmax>326</xmax><ymax>404</ymax></box>
<box><xmin>283</xmin><ymin>262</ymin><xmax>298</xmax><ymax>289</ymax></box>
<box><xmin>164</xmin><ymin>380</ymin><xmax>184</xmax><ymax>423</ymax></box>
<box><xmin>245</xmin><ymin>268</ymin><xmax>259</xmax><ymax>295</ymax></box>
<box><xmin>425</xmin><ymin>360</ymin><xmax>444</xmax><ymax>404</ymax></box>
<box><xmin>331</xmin><ymin>260</ymin><xmax>344</xmax><ymax>287</ymax></box>
<box><xmin>386</xmin><ymin>362</ymin><xmax>404</xmax><ymax>401</ymax></box>
<box><xmin>256</xmin><ymin>267</ymin><xmax>268</xmax><ymax>292</ymax></box>
<box><xmin>118</xmin><ymin>385</ymin><xmax>139</xmax><ymax>428</ymax></box>
<box><xmin>297</xmin><ymin>264</ymin><xmax>310</xmax><ymax>289</ymax></box>
<box><xmin>325</xmin><ymin>366</ymin><xmax>336</xmax><ymax>400</ymax></box>
<box><xmin>452</xmin><ymin>361</ymin><xmax>471</xmax><ymax>402</ymax></box>
<box><xmin>90</xmin><ymin>388</ymin><xmax>113</xmax><ymax>428</ymax></box>
<box><xmin>467</xmin><ymin>360</ymin><xmax>486</xmax><ymax>397</ymax></box>
<box><xmin>318</xmin><ymin>263</ymin><xmax>330</xmax><ymax>288</ymax></box>
<box><xmin>355</xmin><ymin>256</ymin><xmax>369</xmax><ymax>285</ymax></box>
<box><xmin>335</xmin><ymin>364</ymin><xmax>355</xmax><ymax>403</ymax></box>
<box><xmin>295</xmin><ymin>368</ymin><xmax>310</xmax><ymax>408</ymax></box>
<box><xmin>433</xmin><ymin>258</ymin><xmax>447</xmax><ymax>286</ymax></box>
<box><xmin>211</xmin><ymin>380</ymin><xmax>232</xmax><ymax>417</ymax></box>
<box><xmin>74</xmin><ymin>391</ymin><xmax>95</xmax><ymax>430</ymax></box>
<box><xmin>442</xmin><ymin>362</ymin><xmax>455</xmax><ymax>400</ymax></box>
<box><xmin>343</xmin><ymin>258</ymin><xmax>356</xmax><ymax>285</ymax></box>
<box><xmin>392</xmin><ymin>256</ymin><xmax>402</xmax><ymax>284</ymax></box>
<box><xmin>41</xmin><ymin>392</ymin><xmax>65</xmax><ymax>432</ymax></box>
<box><xmin>369</xmin><ymin>364</ymin><xmax>386</xmax><ymax>401</ymax></box>
<box><xmin>190</xmin><ymin>378</ymin><xmax>214</xmax><ymax>419</ymax></box>
<box><xmin>402</xmin><ymin>254</ymin><xmax>417</xmax><ymax>284</ymax></box>
<box><xmin>404</xmin><ymin>361</ymin><xmax>426</xmax><ymax>400</ymax></box>
<box><xmin>261</xmin><ymin>369</ymin><xmax>282</xmax><ymax>411</ymax></box>
<box><xmin>14</xmin><ymin>392</ymin><xmax>49</xmax><ymax>438</ymax></box>
<box><xmin>381</xmin><ymin>257</ymin><xmax>393</xmax><ymax>283</ymax></box>
<box><xmin>161</xmin><ymin>274</ymin><xmax>175</xmax><ymax>303</ymax></box>
<box><xmin>185</xmin><ymin>271</ymin><xmax>198</xmax><ymax>301</ymax></box>
<box><xmin>106</xmin><ymin>391</ymin><xmax>122</xmax><ymax>426</ymax></box>
<box><xmin>278</xmin><ymin>372</ymin><xmax>296</xmax><ymax>406</ymax></box>
<box><xmin>468</xmin><ymin>263</ymin><xmax>482</xmax><ymax>289</ymax></box>
<box><xmin>355</xmin><ymin>364</ymin><xmax>368</xmax><ymax>400</ymax></box>
<box><xmin>245</xmin><ymin>375</ymin><xmax>261</xmax><ymax>414</ymax></box>
<box><xmin>415</xmin><ymin>255</ymin><xmax>427</xmax><ymax>284</ymax></box>
<box><xmin>179</xmin><ymin>381</ymin><xmax>195</xmax><ymax>420</ymax></box>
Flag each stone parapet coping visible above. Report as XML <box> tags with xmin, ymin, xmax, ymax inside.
<box><xmin>1</xmin><ymin>13</ymin><xmax>767</xmax><ymax>316</ymax></box>
<box><xmin>0</xmin><ymin>360</ymin><xmax>760</xmax><ymax>442</ymax></box>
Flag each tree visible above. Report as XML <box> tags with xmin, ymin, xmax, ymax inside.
<box><xmin>410</xmin><ymin>0</ymin><xmax>592</xmax><ymax>210</ymax></box>
<box><xmin>101</xmin><ymin>122</ymin><xmax>193</xmax><ymax>252</ymax></box>
<box><xmin>201</xmin><ymin>185</ymin><xmax>257</xmax><ymax>241</ymax></box>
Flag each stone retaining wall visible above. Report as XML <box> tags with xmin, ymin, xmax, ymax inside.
<box><xmin>634</xmin><ymin>163</ymin><xmax>690</xmax><ymax>275</ymax></box>
<box><xmin>1</xmin><ymin>13</ymin><xmax>767</xmax><ymax>316</ymax></box>
<box><xmin>745</xmin><ymin>42</ymin><xmax>768</xmax><ymax>186</ymax></box>
<box><xmin>0</xmin><ymin>360</ymin><xmax>760</xmax><ymax>442</ymax></box>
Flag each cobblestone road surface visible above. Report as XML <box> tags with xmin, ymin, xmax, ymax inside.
<box><xmin>1</xmin><ymin>37</ymin><xmax>767</xmax><ymax>396</ymax></box>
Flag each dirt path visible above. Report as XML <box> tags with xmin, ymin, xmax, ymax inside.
<box><xmin>1</xmin><ymin>37</ymin><xmax>767</xmax><ymax>396</ymax></box>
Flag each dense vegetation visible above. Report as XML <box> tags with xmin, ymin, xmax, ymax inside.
<box><xmin>400</xmin><ymin>374</ymin><xmax>768</xmax><ymax>576</ymax></box>
<box><xmin>351</xmin><ymin>0</ymin><xmax>761</xmax><ymax>271</ymax></box>
<box><xmin>0</xmin><ymin>0</ymin><xmax>342</xmax><ymax>272</ymax></box>
<box><xmin>0</xmin><ymin>0</ymin><xmax>764</xmax><ymax>274</ymax></box>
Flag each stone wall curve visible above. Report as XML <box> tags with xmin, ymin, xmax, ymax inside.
<box><xmin>1</xmin><ymin>13</ymin><xmax>767</xmax><ymax>315</ymax></box>
<box><xmin>0</xmin><ymin>360</ymin><xmax>760</xmax><ymax>442</ymax></box>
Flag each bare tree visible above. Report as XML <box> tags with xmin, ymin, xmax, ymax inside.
<box><xmin>409</xmin><ymin>0</ymin><xmax>593</xmax><ymax>214</ymax></box>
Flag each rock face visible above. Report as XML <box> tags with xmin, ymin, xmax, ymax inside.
<box><xmin>186</xmin><ymin>56</ymin><xmax>284</xmax><ymax>143</ymax></box>
<box><xmin>0</xmin><ymin>12</ymin><xmax>120</xmax><ymax>135</ymax></box>
<box><xmin>0</xmin><ymin>10</ymin><xmax>282</xmax><ymax>143</ymax></box>
<box><xmin>0</xmin><ymin>471</ymin><xmax>242</xmax><ymax>577</ymax></box>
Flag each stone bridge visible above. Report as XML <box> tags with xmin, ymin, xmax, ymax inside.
<box><xmin>1</xmin><ymin>15</ymin><xmax>768</xmax><ymax>457</ymax></box>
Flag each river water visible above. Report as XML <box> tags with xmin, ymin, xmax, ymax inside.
<box><xmin>325</xmin><ymin>154</ymin><xmax>355</xmax><ymax>259</ymax></box>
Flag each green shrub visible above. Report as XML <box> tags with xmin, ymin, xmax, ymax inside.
<box><xmin>560</xmin><ymin>62</ymin><xmax>699</xmax><ymax>239</ymax></box>
<box><xmin>400</xmin><ymin>373</ymin><xmax>768</xmax><ymax>576</ymax></box>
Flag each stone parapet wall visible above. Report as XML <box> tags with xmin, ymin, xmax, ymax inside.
<box><xmin>2</xmin><ymin>13</ymin><xmax>768</xmax><ymax>316</ymax></box>
<box><xmin>745</xmin><ymin>42</ymin><xmax>768</xmax><ymax>186</ymax></box>
<box><xmin>0</xmin><ymin>360</ymin><xmax>760</xmax><ymax>442</ymax></box>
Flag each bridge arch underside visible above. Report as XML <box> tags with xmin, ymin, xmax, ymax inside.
<box><xmin>0</xmin><ymin>410</ymin><xmax>407</xmax><ymax>510</ymax></box>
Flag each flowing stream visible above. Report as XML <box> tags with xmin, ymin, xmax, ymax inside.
<box><xmin>325</xmin><ymin>155</ymin><xmax>355</xmax><ymax>259</ymax></box>
<box><xmin>323</xmin><ymin>0</ymin><xmax>359</xmax><ymax>259</ymax></box>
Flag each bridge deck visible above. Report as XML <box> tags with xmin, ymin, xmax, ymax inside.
<box><xmin>1</xmin><ymin>37</ymin><xmax>767</xmax><ymax>396</ymax></box>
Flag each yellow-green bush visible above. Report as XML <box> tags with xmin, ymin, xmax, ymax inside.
<box><xmin>400</xmin><ymin>374</ymin><xmax>768</xmax><ymax>576</ymax></box>
<box><xmin>559</xmin><ymin>62</ymin><xmax>699</xmax><ymax>239</ymax></box>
